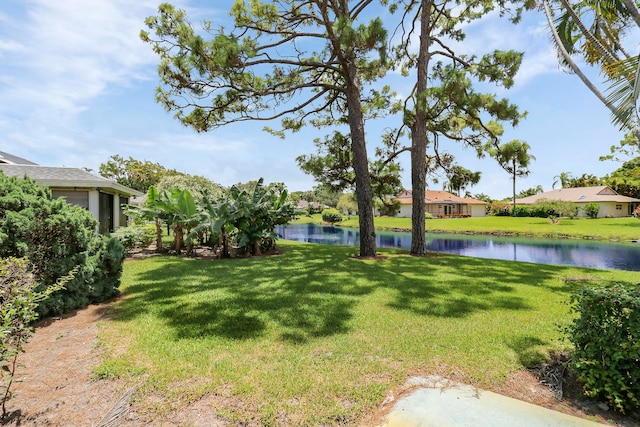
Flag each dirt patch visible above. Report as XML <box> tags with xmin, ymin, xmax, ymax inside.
<box><xmin>1</xmin><ymin>304</ymin><xmax>127</xmax><ymax>426</ymax></box>
<box><xmin>2</xmin><ymin>302</ymin><xmax>638</xmax><ymax>426</ymax></box>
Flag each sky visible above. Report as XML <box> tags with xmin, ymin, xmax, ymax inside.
<box><xmin>0</xmin><ymin>0</ymin><xmax>635</xmax><ymax>199</ymax></box>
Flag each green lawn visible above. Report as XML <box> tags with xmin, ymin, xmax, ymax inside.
<box><xmin>297</xmin><ymin>214</ymin><xmax>640</xmax><ymax>241</ymax></box>
<box><xmin>97</xmin><ymin>241</ymin><xmax>640</xmax><ymax>425</ymax></box>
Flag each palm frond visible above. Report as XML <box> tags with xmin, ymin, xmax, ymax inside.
<box><xmin>604</xmin><ymin>55</ymin><xmax>640</xmax><ymax>130</ymax></box>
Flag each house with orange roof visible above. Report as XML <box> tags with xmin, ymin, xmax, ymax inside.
<box><xmin>515</xmin><ymin>186</ymin><xmax>640</xmax><ymax>218</ymax></box>
<box><xmin>394</xmin><ymin>190</ymin><xmax>488</xmax><ymax>218</ymax></box>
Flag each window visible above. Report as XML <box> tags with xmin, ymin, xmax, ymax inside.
<box><xmin>616</xmin><ymin>204</ymin><xmax>622</xmax><ymax>210</ymax></box>
<box><xmin>51</xmin><ymin>190</ymin><xmax>89</xmax><ymax>209</ymax></box>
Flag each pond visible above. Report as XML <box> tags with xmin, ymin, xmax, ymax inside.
<box><xmin>276</xmin><ymin>223</ymin><xmax>640</xmax><ymax>271</ymax></box>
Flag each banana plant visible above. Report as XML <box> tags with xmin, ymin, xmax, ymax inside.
<box><xmin>188</xmin><ymin>178</ymin><xmax>296</xmax><ymax>257</ymax></box>
<box><xmin>229</xmin><ymin>179</ymin><xmax>295</xmax><ymax>256</ymax></box>
<box><xmin>124</xmin><ymin>186</ymin><xmax>165</xmax><ymax>252</ymax></box>
<box><xmin>126</xmin><ymin>186</ymin><xmax>197</xmax><ymax>253</ymax></box>
<box><xmin>188</xmin><ymin>189</ymin><xmax>235</xmax><ymax>258</ymax></box>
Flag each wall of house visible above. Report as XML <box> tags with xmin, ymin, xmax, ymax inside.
<box><xmin>52</xmin><ymin>188</ymin><xmax>129</xmax><ymax>232</ymax></box>
<box><xmin>397</xmin><ymin>203</ymin><xmax>487</xmax><ymax>218</ymax></box>
<box><xmin>470</xmin><ymin>205</ymin><xmax>487</xmax><ymax>217</ymax></box>
<box><xmin>398</xmin><ymin>205</ymin><xmax>412</xmax><ymax>218</ymax></box>
<box><xmin>583</xmin><ymin>202</ymin><xmax>630</xmax><ymax>218</ymax></box>
<box><xmin>88</xmin><ymin>190</ymin><xmax>100</xmax><ymax>221</ymax></box>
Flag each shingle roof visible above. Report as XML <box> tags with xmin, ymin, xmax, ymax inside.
<box><xmin>397</xmin><ymin>190</ymin><xmax>487</xmax><ymax>205</ymax></box>
<box><xmin>0</xmin><ymin>151</ymin><xmax>38</xmax><ymax>165</ymax></box>
<box><xmin>0</xmin><ymin>164</ymin><xmax>143</xmax><ymax>197</ymax></box>
<box><xmin>516</xmin><ymin>186</ymin><xmax>640</xmax><ymax>204</ymax></box>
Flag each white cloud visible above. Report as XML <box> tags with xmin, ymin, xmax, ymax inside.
<box><xmin>1</xmin><ymin>0</ymin><xmax>159</xmax><ymax>115</ymax></box>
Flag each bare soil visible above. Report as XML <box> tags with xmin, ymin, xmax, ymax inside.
<box><xmin>2</xmin><ymin>302</ymin><xmax>638</xmax><ymax>427</ymax></box>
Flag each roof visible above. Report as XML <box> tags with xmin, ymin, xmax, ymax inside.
<box><xmin>516</xmin><ymin>186</ymin><xmax>640</xmax><ymax>204</ymax></box>
<box><xmin>0</xmin><ymin>164</ymin><xmax>143</xmax><ymax>197</ymax></box>
<box><xmin>0</xmin><ymin>150</ymin><xmax>38</xmax><ymax>165</ymax></box>
<box><xmin>397</xmin><ymin>190</ymin><xmax>487</xmax><ymax>205</ymax></box>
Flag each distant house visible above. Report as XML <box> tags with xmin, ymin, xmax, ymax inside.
<box><xmin>296</xmin><ymin>200</ymin><xmax>329</xmax><ymax>213</ymax></box>
<box><xmin>0</xmin><ymin>151</ymin><xmax>142</xmax><ymax>233</ymax></box>
<box><xmin>394</xmin><ymin>190</ymin><xmax>487</xmax><ymax>218</ymax></box>
<box><xmin>515</xmin><ymin>186</ymin><xmax>640</xmax><ymax>218</ymax></box>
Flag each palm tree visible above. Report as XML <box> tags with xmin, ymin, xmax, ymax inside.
<box><xmin>552</xmin><ymin>171</ymin><xmax>573</xmax><ymax>189</ymax></box>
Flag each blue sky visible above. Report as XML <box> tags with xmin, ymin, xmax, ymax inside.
<box><xmin>0</xmin><ymin>0</ymin><xmax>634</xmax><ymax>199</ymax></box>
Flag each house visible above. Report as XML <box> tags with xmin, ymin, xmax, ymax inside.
<box><xmin>0</xmin><ymin>151</ymin><xmax>143</xmax><ymax>233</ymax></box>
<box><xmin>395</xmin><ymin>190</ymin><xmax>488</xmax><ymax>218</ymax></box>
<box><xmin>515</xmin><ymin>186</ymin><xmax>640</xmax><ymax>218</ymax></box>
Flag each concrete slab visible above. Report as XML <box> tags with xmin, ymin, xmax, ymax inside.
<box><xmin>377</xmin><ymin>376</ymin><xmax>604</xmax><ymax>427</ymax></box>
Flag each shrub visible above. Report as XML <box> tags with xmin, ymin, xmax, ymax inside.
<box><xmin>111</xmin><ymin>225</ymin><xmax>155</xmax><ymax>250</ymax></box>
<box><xmin>565</xmin><ymin>284</ymin><xmax>640</xmax><ymax>413</ymax></box>
<box><xmin>321</xmin><ymin>208</ymin><xmax>343</xmax><ymax>224</ymax></box>
<box><xmin>511</xmin><ymin>199</ymin><xmax>578</xmax><ymax>219</ymax></box>
<box><xmin>0</xmin><ymin>172</ymin><xmax>125</xmax><ymax>318</ymax></box>
<box><xmin>425</xmin><ymin>212</ymin><xmax>434</xmax><ymax>220</ymax></box>
<box><xmin>584</xmin><ymin>203</ymin><xmax>600</xmax><ymax>219</ymax></box>
<box><xmin>34</xmin><ymin>234</ymin><xmax>124</xmax><ymax>318</ymax></box>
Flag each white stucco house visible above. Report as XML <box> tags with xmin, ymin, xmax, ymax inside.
<box><xmin>515</xmin><ymin>186</ymin><xmax>640</xmax><ymax>218</ymax></box>
<box><xmin>0</xmin><ymin>151</ymin><xmax>143</xmax><ymax>233</ymax></box>
<box><xmin>395</xmin><ymin>190</ymin><xmax>488</xmax><ymax>218</ymax></box>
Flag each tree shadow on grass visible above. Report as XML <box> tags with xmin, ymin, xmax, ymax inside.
<box><xmin>368</xmin><ymin>252</ymin><xmax>567</xmax><ymax>318</ymax></box>
<box><xmin>504</xmin><ymin>335</ymin><xmax>550</xmax><ymax>367</ymax></box>
<box><xmin>114</xmin><ymin>244</ymin><xmax>374</xmax><ymax>343</ymax></box>
<box><xmin>113</xmin><ymin>242</ymin><xmax>581</xmax><ymax>344</ymax></box>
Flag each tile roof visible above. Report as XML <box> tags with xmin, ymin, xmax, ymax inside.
<box><xmin>515</xmin><ymin>186</ymin><xmax>640</xmax><ymax>204</ymax></box>
<box><xmin>397</xmin><ymin>190</ymin><xmax>487</xmax><ymax>205</ymax></box>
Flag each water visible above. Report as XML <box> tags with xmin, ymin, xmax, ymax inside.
<box><xmin>276</xmin><ymin>223</ymin><xmax>640</xmax><ymax>271</ymax></box>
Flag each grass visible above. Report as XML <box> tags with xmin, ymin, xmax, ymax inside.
<box><xmin>98</xmin><ymin>240</ymin><xmax>640</xmax><ymax>425</ymax></box>
<box><xmin>296</xmin><ymin>214</ymin><xmax>640</xmax><ymax>241</ymax></box>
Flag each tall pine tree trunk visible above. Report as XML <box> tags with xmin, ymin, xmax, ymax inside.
<box><xmin>345</xmin><ymin>63</ymin><xmax>377</xmax><ymax>257</ymax></box>
<box><xmin>410</xmin><ymin>0</ymin><xmax>433</xmax><ymax>256</ymax></box>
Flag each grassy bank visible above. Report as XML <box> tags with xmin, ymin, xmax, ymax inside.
<box><xmin>98</xmin><ymin>241</ymin><xmax>640</xmax><ymax>425</ymax></box>
<box><xmin>295</xmin><ymin>214</ymin><xmax>640</xmax><ymax>241</ymax></box>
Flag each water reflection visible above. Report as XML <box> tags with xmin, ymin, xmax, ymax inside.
<box><xmin>276</xmin><ymin>224</ymin><xmax>640</xmax><ymax>271</ymax></box>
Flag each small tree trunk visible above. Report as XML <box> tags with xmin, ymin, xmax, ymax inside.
<box><xmin>512</xmin><ymin>160</ymin><xmax>517</xmax><ymax>217</ymax></box>
<box><xmin>223</xmin><ymin>233</ymin><xmax>229</xmax><ymax>258</ymax></box>
<box><xmin>155</xmin><ymin>218</ymin><xmax>163</xmax><ymax>253</ymax></box>
<box><xmin>173</xmin><ymin>223</ymin><xmax>183</xmax><ymax>254</ymax></box>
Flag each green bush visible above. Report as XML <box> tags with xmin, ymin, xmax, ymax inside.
<box><xmin>584</xmin><ymin>203</ymin><xmax>600</xmax><ymax>219</ymax></box>
<box><xmin>321</xmin><ymin>208</ymin><xmax>343</xmax><ymax>224</ymax></box>
<box><xmin>111</xmin><ymin>225</ymin><xmax>155</xmax><ymax>250</ymax></box>
<box><xmin>511</xmin><ymin>199</ymin><xmax>578</xmax><ymax>219</ymax></box>
<box><xmin>565</xmin><ymin>284</ymin><xmax>640</xmax><ymax>413</ymax></box>
<box><xmin>0</xmin><ymin>172</ymin><xmax>125</xmax><ymax>318</ymax></box>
